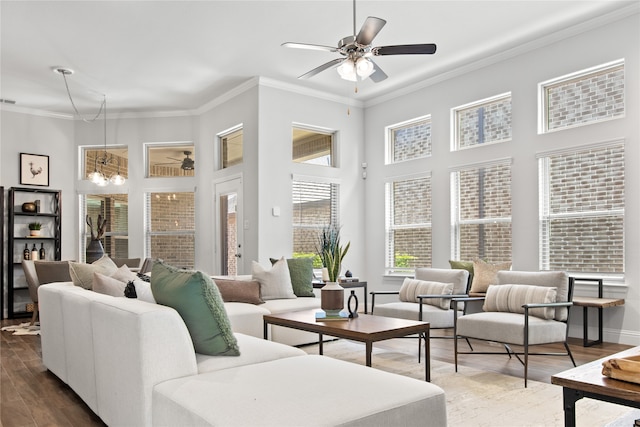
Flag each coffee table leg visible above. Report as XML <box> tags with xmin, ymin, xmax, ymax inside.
<box><xmin>366</xmin><ymin>342</ymin><xmax>372</xmax><ymax>367</ymax></box>
<box><xmin>424</xmin><ymin>331</ymin><xmax>431</xmax><ymax>382</ymax></box>
<box><xmin>562</xmin><ymin>387</ymin><xmax>580</xmax><ymax>427</ymax></box>
<box><xmin>319</xmin><ymin>333</ymin><xmax>323</xmax><ymax>355</ymax></box>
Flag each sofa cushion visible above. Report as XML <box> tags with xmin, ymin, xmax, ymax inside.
<box><xmin>151</xmin><ymin>261</ymin><xmax>239</xmax><ymax>356</ymax></box>
<box><xmin>270</xmin><ymin>257</ymin><xmax>316</xmax><ymax>297</ymax></box>
<box><xmin>213</xmin><ymin>278</ymin><xmax>264</xmax><ymax>305</ymax></box>
<box><xmin>483</xmin><ymin>284</ymin><xmax>557</xmax><ymax>320</ymax></box>
<box><xmin>469</xmin><ymin>259</ymin><xmax>511</xmax><ymax>294</ymax></box>
<box><xmin>34</xmin><ymin>260</ymin><xmax>73</xmax><ymax>284</ymax></box>
<box><xmin>69</xmin><ymin>255</ymin><xmax>119</xmax><ymax>289</ymax></box>
<box><xmin>399</xmin><ymin>278</ymin><xmax>453</xmax><ymax>310</ymax></box>
<box><xmin>252</xmin><ymin>258</ymin><xmax>296</xmax><ymax>300</ymax></box>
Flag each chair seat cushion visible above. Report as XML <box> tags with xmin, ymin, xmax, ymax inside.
<box><xmin>374</xmin><ymin>302</ymin><xmax>457</xmax><ymax>328</ymax></box>
<box><xmin>456</xmin><ymin>312</ymin><xmax>567</xmax><ymax>345</ymax></box>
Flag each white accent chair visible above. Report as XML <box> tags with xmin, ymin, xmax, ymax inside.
<box><xmin>453</xmin><ymin>270</ymin><xmax>576</xmax><ymax>387</ymax></box>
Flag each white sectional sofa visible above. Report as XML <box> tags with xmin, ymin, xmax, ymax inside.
<box><xmin>39</xmin><ymin>281</ymin><xmax>447</xmax><ymax>427</ymax></box>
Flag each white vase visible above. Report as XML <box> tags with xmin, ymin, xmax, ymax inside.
<box><xmin>29</xmin><ymin>229</ymin><xmax>41</xmax><ymax>236</ymax></box>
<box><xmin>321</xmin><ymin>282</ymin><xmax>344</xmax><ymax>316</ymax></box>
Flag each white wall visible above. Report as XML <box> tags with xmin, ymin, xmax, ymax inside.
<box><xmin>363</xmin><ymin>14</ymin><xmax>640</xmax><ymax>345</ymax></box>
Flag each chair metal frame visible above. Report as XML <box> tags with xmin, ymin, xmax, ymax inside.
<box><xmin>453</xmin><ymin>277</ymin><xmax>577</xmax><ymax>387</ymax></box>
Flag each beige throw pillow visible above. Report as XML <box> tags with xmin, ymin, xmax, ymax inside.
<box><xmin>93</xmin><ymin>272</ymin><xmax>127</xmax><ymax>297</ymax></box>
<box><xmin>398</xmin><ymin>278</ymin><xmax>454</xmax><ymax>310</ymax></box>
<box><xmin>251</xmin><ymin>257</ymin><xmax>296</xmax><ymax>300</ymax></box>
<box><xmin>483</xmin><ymin>284</ymin><xmax>557</xmax><ymax>320</ymax></box>
<box><xmin>469</xmin><ymin>259</ymin><xmax>512</xmax><ymax>294</ymax></box>
<box><xmin>69</xmin><ymin>255</ymin><xmax>119</xmax><ymax>289</ymax></box>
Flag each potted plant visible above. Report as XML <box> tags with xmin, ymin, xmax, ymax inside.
<box><xmin>28</xmin><ymin>222</ymin><xmax>42</xmax><ymax>236</ymax></box>
<box><xmin>316</xmin><ymin>224</ymin><xmax>350</xmax><ymax>316</ymax></box>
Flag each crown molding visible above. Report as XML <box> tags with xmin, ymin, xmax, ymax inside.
<box><xmin>364</xmin><ymin>2</ymin><xmax>640</xmax><ymax>108</ymax></box>
<box><xmin>0</xmin><ymin>103</ymin><xmax>74</xmax><ymax>119</ymax></box>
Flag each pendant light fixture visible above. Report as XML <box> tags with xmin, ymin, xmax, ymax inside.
<box><xmin>54</xmin><ymin>67</ymin><xmax>125</xmax><ymax>186</ymax></box>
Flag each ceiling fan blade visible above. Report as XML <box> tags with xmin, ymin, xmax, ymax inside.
<box><xmin>355</xmin><ymin>17</ymin><xmax>386</xmax><ymax>46</ymax></box>
<box><xmin>298</xmin><ymin>58</ymin><xmax>344</xmax><ymax>79</ymax></box>
<box><xmin>369</xmin><ymin>61</ymin><xmax>388</xmax><ymax>83</ymax></box>
<box><xmin>281</xmin><ymin>42</ymin><xmax>339</xmax><ymax>53</ymax></box>
<box><xmin>166</xmin><ymin>157</ymin><xmax>183</xmax><ymax>162</ymax></box>
<box><xmin>373</xmin><ymin>44</ymin><xmax>437</xmax><ymax>56</ymax></box>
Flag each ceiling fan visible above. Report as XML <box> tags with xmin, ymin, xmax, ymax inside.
<box><xmin>282</xmin><ymin>0</ymin><xmax>437</xmax><ymax>83</ymax></box>
<box><xmin>156</xmin><ymin>151</ymin><xmax>195</xmax><ymax>171</ymax></box>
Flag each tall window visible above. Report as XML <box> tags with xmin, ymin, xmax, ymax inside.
<box><xmin>220</xmin><ymin>126</ymin><xmax>243</xmax><ymax>169</ymax></box>
<box><xmin>385</xmin><ymin>175</ymin><xmax>432</xmax><ymax>273</ymax></box>
<box><xmin>292</xmin><ymin>127</ymin><xmax>335</xmax><ymax>167</ymax></box>
<box><xmin>451</xmin><ymin>161</ymin><xmax>512</xmax><ymax>262</ymax></box>
<box><xmin>292</xmin><ymin>180</ymin><xmax>339</xmax><ymax>266</ymax></box>
<box><xmin>146</xmin><ymin>143</ymin><xmax>195</xmax><ymax>177</ymax></box>
<box><xmin>146</xmin><ymin>191</ymin><xmax>195</xmax><ymax>269</ymax></box>
<box><xmin>452</xmin><ymin>93</ymin><xmax>511</xmax><ymax>151</ymax></box>
<box><xmin>386</xmin><ymin>115</ymin><xmax>431</xmax><ymax>164</ymax></box>
<box><xmin>539</xmin><ymin>142</ymin><xmax>624</xmax><ymax>274</ymax></box>
<box><xmin>82</xmin><ymin>194</ymin><xmax>129</xmax><ymax>261</ymax></box>
<box><xmin>539</xmin><ymin>60</ymin><xmax>624</xmax><ymax>133</ymax></box>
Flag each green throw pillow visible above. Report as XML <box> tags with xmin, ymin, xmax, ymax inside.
<box><xmin>449</xmin><ymin>260</ymin><xmax>474</xmax><ymax>292</ymax></box>
<box><xmin>270</xmin><ymin>257</ymin><xmax>316</xmax><ymax>297</ymax></box>
<box><xmin>150</xmin><ymin>261</ymin><xmax>240</xmax><ymax>356</ymax></box>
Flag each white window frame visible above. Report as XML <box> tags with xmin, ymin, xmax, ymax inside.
<box><xmin>538</xmin><ymin>59</ymin><xmax>625</xmax><ymax>134</ymax></box>
<box><xmin>450</xmin><ymin>92</ymin><xmax>512</xmax><ymax>152</ymax></box>
<box><xmin>292</xmin><ymin>123</ymin><xmax>338</xmax><ymax>168</ymax></box>
<box><xmin>450</xmin><ymin>158</ymin><xmax>512</xmax><ymax>261</ymax></box>
<box><xmin>385</xmin><ymin>114</ymin><xmax>432</xmax><ymax>165</ymax></box>
<box><xmin>385</xmin><ymin>172</ymin><xmax>432</xmax><ymax>275</ymax></box>
<box><xmin>537</xmin><ymin>140</ymin><xmax>625</xmax><ymax>279</ymax></box>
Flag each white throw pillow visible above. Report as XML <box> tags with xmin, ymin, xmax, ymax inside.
<box><xmin>251</xmin><ymin>257</ymin><xmax>297</xmax><ymax>300</ymax></box>
<box><xmin>133</xmin><ymin>279</ymin><xmax>156</xmax><ymax>303</ymax></box>
<box><xmin>111</xmin><ymin>264</ymin><xmax>138</xmax><ymax>283</ymax></box>
<box><xmin>93</xmin><ymin>272</ymin><xmax>127</xmax><ymax>297</ymax></box>
<box><xmin>483</xmin><ymin>284</ymin><xmax>557</xmax><ymax>320</ymax></box>
<box><xmin>398</xmin><ymin>278</ymin><xmax>454</xmax><ymax>310</ymax></box>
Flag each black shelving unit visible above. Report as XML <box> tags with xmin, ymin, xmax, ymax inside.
<box><xmin>7</xmin><ymin>187</ymin><xmax>62</xmax><ymax>318</ymax></box>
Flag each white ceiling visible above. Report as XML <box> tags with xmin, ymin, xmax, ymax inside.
<box><xmin>1</xmin><ymin>1</ymin><xmax>636</xmax><ymax>116</ymax></box>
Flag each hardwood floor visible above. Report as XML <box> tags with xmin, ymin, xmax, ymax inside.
<box><xmin>0</xmin><ymin>318</ymin><xmax>633</xmax><ymax>427</ymax></box>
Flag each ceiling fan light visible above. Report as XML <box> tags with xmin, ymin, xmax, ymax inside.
<box><xmin>337</xmin><ymin>60</ymin><xmax>357</xmax><ymax>81</ymax></box>
<box><xmin>356</xmin><ymin>57</ymin><xmax>374</xmax><ymax>78</ymax></box>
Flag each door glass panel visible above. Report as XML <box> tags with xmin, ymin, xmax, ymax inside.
<box><xmin>220</xmin><ymin>193</ymin><xmax>238</xmax><ymax>275</ymax></box>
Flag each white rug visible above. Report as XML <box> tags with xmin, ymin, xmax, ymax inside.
<box><xmin>1</xmin><ymin>322</ymin><xmax>40</xmax><ymax>335</ymax></box>
<box><xmin>303</xmin><ymin>339</ymin><xmax>635</xmax><ymax>427</ymax></box>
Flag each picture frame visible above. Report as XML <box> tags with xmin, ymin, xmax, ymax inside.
<box><xmin>20</xmin><ymin>153</ymin><xmax>49</xmax><ymax>187</ymax></box>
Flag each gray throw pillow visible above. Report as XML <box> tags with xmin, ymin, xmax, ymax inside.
<box><xmin>150</xmin><ymin>261</ymin><xmax>239</xmax><ymax>356</ymax></box>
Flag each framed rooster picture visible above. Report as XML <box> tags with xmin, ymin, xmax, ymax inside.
<box><xmin>20</xmin><ymin>153</ymin><xmax>49</xmax><ymax>187</ymax></box>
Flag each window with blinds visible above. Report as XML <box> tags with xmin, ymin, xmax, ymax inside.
<box><xmin>385</xmin><ymin>175</ymin><xmax>432</xmax><ymax>273</ymax></box>
<box><xmin>538</xmin><ymin>142</ymin><xmax>625</xmax><ymax>274</ymax></box>
<box><xmin>81</xmin><ymin>194</ymin><xmax>129</xmax><ymax>261</ymax></box>
<box><xmin>539</xmin><ymin>60</ymin><xmax>625</xmax><ymax>133</ymax></box>
<box><xmin>220</xmin><ymin>127</ymin><xmax>243</xmax><ymax>169</ymax></box>
<box><xmin>452</xmin><ymin>93</ymin><xmax>512</xmax><ymax>151</ymax></box>
<box><xmin>451</xmin><ymin>161</ymin><xmax>512</xmax><ymax>263</ymax></box>
<box><xmin>292</xmin><ymin>180</ymin><xmax>339</xmax><ymax>265</ymax></box>
<box><xmin>292</xmin><ymin>127</ymin><xmax>335</xmax><ymax>167</ymax></box>
<box><xmin>145</xmin><ymin>191</ymin><xmax>195</xmax><ymax>269</ymax></box>
<box><xmin>386</xmin><ymin>115</ymin><xmax>431</xmax><ymax>164</ymax></box>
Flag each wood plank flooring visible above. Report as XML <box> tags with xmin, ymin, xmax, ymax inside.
<box><xmin>0</xmin><ymin>318</ymin><xmax>633</xmax><ymax>427</ymax></box>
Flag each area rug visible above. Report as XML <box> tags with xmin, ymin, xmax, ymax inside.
<box><xmin>1</xmin><ymin>322</ymin><xmax>40</xmax><ymax>335</ymax></box>
<box><xmin>302</xmin><ymin>339</ymin><xmax>634</xmax><ymax>427</ymax></box>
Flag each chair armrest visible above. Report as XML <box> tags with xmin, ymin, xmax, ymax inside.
<box><xmin>417</xmin><ymin>294</ymin><xmax>469</xmax><ymax>300</ymax></box>
<box><xmin>369</xmin><ymin>291</ymin><xmax>400</xmax><ymax>315</ymax></box>
<box><xmin>452</xmin><ymin>296</ymin><xmax>486</xmax><ymax>302</ymax></box>
<box><xmin>522</xmin><ymin>301</ymin><xmax>573</xmax><ymax>309</ymax></box>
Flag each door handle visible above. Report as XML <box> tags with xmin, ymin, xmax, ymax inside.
<box><xmin>235</xmin><ymin>254</ymin><xmax>242</xmax><ymax>258</ymax></box>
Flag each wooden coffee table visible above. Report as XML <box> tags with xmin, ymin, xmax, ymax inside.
<box><xmin>551</xmin><ymin>346</ymin><xmax>640</xmax><ymax>427</ymax></box>
<box><xmin>263</xmin><ymin>309</ymin><xmax>431</xmax><ymax>381</ymax></box>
